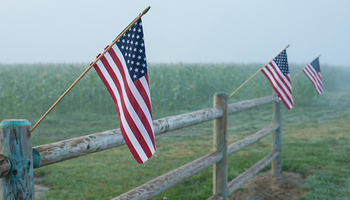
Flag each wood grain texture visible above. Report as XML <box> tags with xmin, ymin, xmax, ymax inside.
<box><xmin>33</xmin><ymin>95</ymin><xmax>277</xmax><ymax>168</ymax></box>
<box><xmin>271</xmin><ymin>97</ymin><xmax>283</xmax><ymax>177</ymax></box>
<box><xmin>0</xmin><ymin>154</ymin><xmax>11</xmax><ymax>178</ymax></box>
<box><xmin>0</xmin><ymin>119</ymin><xmax>34</xmax><ymax>200</ymax></box>
<box><xmin>213</xmin><ymin>93</ymin><xmax>228</xmax><ymax>200</ymax></box>
<box><xmin>227</xmin><ymin>123</ymin><xmax>279</xmax><ymax>156</ymax></box>
<box><xmin>227</xmin><ymin>151</ymin><xmax>279</xmax><ymax>196</ymax></box>
<box><xmin>112</xmin><ymin>151</ymin><xmax>223</xmax><ymax>200</ymax></box>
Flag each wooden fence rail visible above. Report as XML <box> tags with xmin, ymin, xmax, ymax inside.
<box><xmin>0</xmin><ymin>94</ymin><xmax>280</xmax><ymax>199</ymax></box>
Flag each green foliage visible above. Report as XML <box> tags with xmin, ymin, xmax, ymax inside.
<box><xmin>0</xmin><ymin>63</ymin><xmax>350</xmax><ymax>199</ymax></box>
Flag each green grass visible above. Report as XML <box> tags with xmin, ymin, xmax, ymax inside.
<box><xmin>0</xmin><ymin>63</ymin><xmax>350</xmax><ymax>199</ymax></box>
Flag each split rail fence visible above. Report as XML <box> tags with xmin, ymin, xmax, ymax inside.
<box><xmin>0</xmin><ymin>93</ymin><xmax>282</xmax><ymax>199</ymax></box>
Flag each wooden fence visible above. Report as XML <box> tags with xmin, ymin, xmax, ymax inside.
<box><xmin>0</xmin><ymin>93</ymin><xmax>281</xmax><ymax>199</ymax></box>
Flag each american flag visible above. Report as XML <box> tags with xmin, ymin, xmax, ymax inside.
<box><xmin>261</xmin><ymin>50</ymin><xmax>294</xmax><ymax>110</ymax></box>
<box><xmin>302</xmin><ymin>57</ymin><xmax>323</xmax><ymax>94</ymax></box>
<box><xmin>93</xmin><ymin>18</ymin><xmax>155</xmax><ymax>164</ymax></box>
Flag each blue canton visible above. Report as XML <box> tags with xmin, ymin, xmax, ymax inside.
<box><xmin>310</xmin><ymin>57</ymin><xmax>320</xmax><ymax>72</ymax></box>
<box><xmin>116</xmin><ymin>19</ymin><xmax>147</xmax><ymax>82</ymax></box>
<box><xmin>273</xmin><ymin>50</ymin><xmax>289</xmax><ymax>76</ymax></box>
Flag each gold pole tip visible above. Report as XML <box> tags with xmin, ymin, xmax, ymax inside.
<box><xmin>142</xmin><ymin>6</ymin><xmax>151</xmax><ymax>15</ymax></box>
<box><xmin>286</xmin><ymin>44</ymin><xmax>290</xmax><ymax>48</ymax></box>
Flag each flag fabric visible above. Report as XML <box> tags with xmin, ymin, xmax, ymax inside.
<box><xmin>261</xmin><ymin>50</ymin><xmax>294</xmax><ymax>110</ymax></box>
<box><xmin>302</xmin><ymin>57</ymin><xmax>323</xmax><ymax>94</ymax></box>
<box><xmin>93</xmin><ymin>18</ymin><xmax>155</xmax><ymax>164</ymax></box>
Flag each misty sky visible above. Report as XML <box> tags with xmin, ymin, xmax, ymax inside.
<box><xmin>1</xmin><ymin>0</ymin><xmax>349</xmax><ymax>67</ymax></box>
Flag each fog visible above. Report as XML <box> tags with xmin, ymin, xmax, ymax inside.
<box><xmin>0</xmin><ymin>0</ymin><xmax>349</xmax><ymax>67</ymax></box>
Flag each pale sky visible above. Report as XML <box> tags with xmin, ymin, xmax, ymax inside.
<box><xmin>1</xmin><ymin>0</ymin><xmax>349</xmax><ymax>67</ymax></box>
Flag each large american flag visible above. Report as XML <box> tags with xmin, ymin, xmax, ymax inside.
<box><xmin>261</xmin><ymin>50</ymin><xmax>294</xmax><ymax>110</ymax></box>
<box><xmin>302</xmin><ymin>57</ymin><xmax>323</xmax><ymax>95</ymax></box>
<box><xmin>93</xmin><ymin>19</ymin><xmax>155</xmax><ymax>164</ymax></box>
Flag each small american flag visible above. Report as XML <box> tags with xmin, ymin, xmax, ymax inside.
<box><xmin>302</xmin><ymin>57</ymin><xmax>323</xmax><ymax>95</ymax></box>
<box><xmin>261</xmin><ymin>50</ymin><xmax>294</xmax><ymax>110</ymax></box>
<box><xmin>93</xmin><ymin>18</ymin><xmax>155</xmax><ymax>164</ymax></box>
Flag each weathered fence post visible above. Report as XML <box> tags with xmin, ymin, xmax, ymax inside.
<box><xmin>271</xmin><ymin>94</ymin><xmax>282</xmax><ymax>177</ymax></box>
<box><xmin>0</xmin><ymin>119</ymin><xmax>34</xmax><ymax>199</ymax></box>
<box><xmin>213</xmin><ymin>93</ymin><xmax>228</xmax><ymax>199</ymax></box>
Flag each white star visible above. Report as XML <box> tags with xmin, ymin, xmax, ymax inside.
<box><xmin>133</xmin><ymin>74</ymin><xmax>137</xmax><ymax>79</ymax></box>
<box><xmin>127</xmin><ymin>40</ymin><xmax>129</xmax><ymax>44</ymax></box>
<box><xmin>132</xmin><ymin>54</ymin><xmax>135</xmax><ymax>58</ymax></box>
<box><xmin>134</xmin><ymin>48</ymin><xmax>137</xmax><ymax>52</ymax></box>
<box><xmin>141</xmin><ymin>43</ymin><xmax>144</xmax><ymax>47</ymax></box>
<box><xmin>139</xmin><ymin>22</ymin><xmax>142</xmax><ymax>26</ymax></box>
<box><xmin>136</xmin><ymin>62</ymin><xmax>140</xmax><ymax>66</ymax></box>
<box><xmin>129</xmin><ymin>67</ymin><xmax>133</xmax><ymax>71</ymax></box>
<box><xmin>124</xmin><ymin>53</ymin><xmax>128</xmax><ymax>56</ymax></box>
<box><xmin>127</xmin><ymin>60</ymin><xmax>130</xmax><ymax>63</ymax></box>
<box><xmin>122</xmin><ymin>39</ymin><xmax>125</xmax><ymax>43</ymax></box>
<box><xmin>135</xmin><ymin>41</ymin><xmax>139</xmax><ymax>45</ymax></box>
<box><xmin>142</xmin><ymin>63</ymin><xmax>146</xmax><ymax>67</ymax></box>
<box><xmin>126</xmin><ymin>47</ymin><xmax>128</xmax><ymax>50</ymax></box>
<box><xmin>121</xmin><ymin>45</ymin><xmax>124</xmax><ymax>49</ymax></box>
<box><xmin>132</xmin><ymin>34</ymin><xmax>134</xmax><ymax>38</ymax></box>
<box><xmin>141</xmin><ymin>70</ymin><xmax>145</xmax><ymax>74</ymax></box>
<box><xmin>131</xmin><ymin>61</ymin><xmax>134</xmax><ymax>64</ymax></box>
<box><xmin>139</xmin><ymin>49</ymin><xmax>143</xmax><ymax>53</ymax></box>
<box><xmin>133</xmin><ymin>28</ymin><xmax>136</xmax><ymax>31</ymax></box>
<box><xmin>127</xmin><ymin>33</ymin><xmax>131</xmax><ymax>37</ymax></box>
<box><xmin>138</xmin><ymin>55</ymin><xmax>141</xmax><ymax>59</ymax></box>
<box><xmin>130</xmin><ymin>41</ymin><xmax>133</xmax><ymax>44</ymax></box>
<box><xmin>136</xmin><ymin>35</ymin><xmax>140</xmax><ymax>39</ymax></box>
<box><xmin>135</xmin><ymin>68</ymin><xmax>138</xmax><ymax>72</ymax></box>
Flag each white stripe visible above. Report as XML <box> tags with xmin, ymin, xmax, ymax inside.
<box><xmin>266</xmin><ymin>62</ymin><xmax>293</xmax><ymax>104</ymax></box>
<box><xmin>303</xmin><ymin>65</ymin><xmax>322</xmax><ymax>94</ymax></box>
<box><xmin>305</xmin><ymin>64</ymin><xmax>321</xmax><ymax>91</ymax></box>
<box><xmin>95</xmin><ymin>59</ymin><xmax>149</xmax><ymax>162</ymax></box>
<box><xmin>263</xmin><ymin>68</ymin><xmax>293</xmax><ymax>109</ymax></box>
<box><xmin>113</xmin><ymin>46</ymin><xmax>154</xmax><ymax>130</ymax></box>
<box><xmin>262</xmin><ymin>64</ymin><xmax>293</xmax><ymax>109</ymax></box>
<box><xmin>139</xmin><ymin>76</ymin><xmax>154</xmax><ymax>133</ymax></box>
<box><xmin>109</xmin><ymin>47</ymin><xmax>155</xmax><ymax>153</ymax></box>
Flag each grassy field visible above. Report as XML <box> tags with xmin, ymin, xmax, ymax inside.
<box><xmin>0</xmin><ymin>63</ymin><xmax>350</xmax><ymax>199</ymax></box>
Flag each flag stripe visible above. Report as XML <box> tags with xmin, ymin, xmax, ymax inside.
<box><xmin>109</xmin><ymin>47</ymin><xmax>155</xmax><ymax>151</ymax></box>
<box><xmin>303</xmin><ymin>64</ymin><xmax>323</xmax><ymax>94</ymax></box>
<box><xmin>94</xmin><ymin>62</ymin><xmax>146</xmax><ymax>163</ymax></box>
<box><xmin>262</xmin><ymin>63</ymin><xmax>293</xmax><ymax>110</ymax></box>
<box><xmin>96</xmin><ymin>58</ymin><xmax>151</xmax><ymax>161</ymax></box>
<box><xmin>101</xmin><ymin>53</ymin><xmax>154</xmax><ymax>157</ymax></box>
<box><xmin>92</xmin><ymin>18</ymin><xmax>155</xmax><ymax>163</ymax></box>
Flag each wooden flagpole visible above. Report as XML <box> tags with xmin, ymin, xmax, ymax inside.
<box><xmin>29</xmin><ymin>6</ymin><xmax>151</xmax><ymax>134</ymax></box>
<box><xmin>228</xmin><ymin>45</ymin><xmax>290</xmax><ymax>99</ymax></box>
<box><xmin>291</xmin><ymin>54</ymin><xmax>321</xmax><ymax>81</ymax></box>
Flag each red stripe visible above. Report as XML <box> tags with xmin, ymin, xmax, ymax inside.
<box><xmin>262</xmin><ymin>69</ymin><xmax>291</xmax><ymax>110</ymax></box>
<box><xmin>94</xmin><ymin>64</ymin><xmax>143</xmax><ymax>163</ymax></box>
<box><xmin>265</xmin><ymin>63</ymin><xmax>293</xmax><ymax>107</ymax></box>
<box><xmin>99</xmin><ymin>55</ymin><xmax>153</xmax><ymax>160</ymax></box>
<box><xmin>303</xmin><ymin>66</ymin><xmax>322</xmax><ymax>94</ymax></box>
<box><xmin>262</xmin><ymin>63</ymin><xmax>293</xmax><ymax>109</ymax></box>
<box><xmin>269</xmin><ymin>62</ymin><xmax>292</xmax><ymax>95</ymax></box>
<box><xmin>108</xmin><ymin>48</ymin><xmax>154</xmax><ymax>149</ymax></box>
<box><xmin>134</xmin><ymin>79</ymin><xmax>155</xmax><ymax>148</ymax></box>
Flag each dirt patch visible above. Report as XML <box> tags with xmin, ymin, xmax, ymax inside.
<box><xmin>229</xmin><ymin>171</ymin><xmax>306</xmax><ymax>200</ymax></box>
<box><xmin>34</xmin><ymin>177</ymin><xmax>50</xmax><ymax>199</ymax></box>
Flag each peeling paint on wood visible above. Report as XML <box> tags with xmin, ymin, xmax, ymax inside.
<box><xmin>0</xmin><ymin>154</ymin><xmax>11</xmax><ymax>178</ymax></box>
<box><xmin>112</xmin><ymin>151</ymin><xmax>223</xmax><ymax>200</ymax></box>
<box><xmin>227</xmin><ymin>123</ymin><xmax>279</xmax><ymax>156</ymax></box>
<box><xmin>0</xmin><ymin>119</ymin><xmax>34</xmax><ymax>200</ymax></box>
<box><xmin>32</xmin><ymin>95</ymin><xmax>277</xmax><ymax>168</ymax></box>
